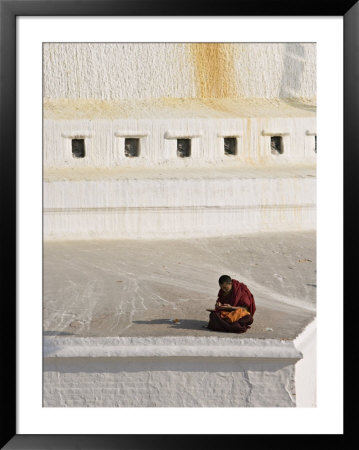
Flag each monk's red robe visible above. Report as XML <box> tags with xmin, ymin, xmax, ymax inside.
<box><xmin>208</xmin><ymin>279</ymin><xmax>256</xmax><ymax>334</ymax></box>
<box><xmin>217</xmin><ymin>279</ymin><xmax>256</xmax><ymax>315</ymax></box>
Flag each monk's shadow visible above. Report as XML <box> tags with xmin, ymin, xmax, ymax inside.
<box><xmin>43</xmin><ymin>331</ymin><xmax>75</xmax><ymax>336</ymax></box>
<box><xmin>133</xmin><ymin>318</ymin><xmax>209</xmax><ymax>331</ymax></box>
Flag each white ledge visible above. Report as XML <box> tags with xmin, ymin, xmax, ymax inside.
<box><xmin>217</xmin><ymin>132</ymin><xmax>243</xmax><ymax>138</ymax></box>
<box><xmin>164</xmin><ymin>131</ymin><xmax>203</xmax><ymax>139</ymax></box>
<box><xmin>44</xmin><ymin>336</ymin><xmax>302</xmax><ymax>360</ymax></box>
<box><xmin>61</xmin><ymin>131</ymin><xmax>93</xmax><ymax>139</ymax></box>
<box><xmin>261</xmin><ymin>130</ymin><xmax>291</xmax><ymax>136</ymax></box>
<box><xmin>114</xmin><ymin>131</ymin><xmax>149</xmax><ymax>138</ymax></box>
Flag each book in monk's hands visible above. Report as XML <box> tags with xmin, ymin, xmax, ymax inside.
<box><xmin>206</xmin><ymin>306</ymin><xmax>236</xmax><ymax>312</ymax></box>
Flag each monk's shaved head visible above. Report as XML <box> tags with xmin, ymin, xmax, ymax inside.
<box><xmin>219</xmin><ymin>275</ymin><xmax>232</xmax><ymax>285</ymax></box>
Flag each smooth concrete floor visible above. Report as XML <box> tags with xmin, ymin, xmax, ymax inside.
<box><xmin>43</xmin><ymin>231</ymin><xmax>316</xmax><ymax>340</ymax></box>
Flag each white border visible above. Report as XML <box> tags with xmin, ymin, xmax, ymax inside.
<box><xmin>17</xmin><ymin>17</ymin><xmax>343</xmax><ymax>434</ymax></box>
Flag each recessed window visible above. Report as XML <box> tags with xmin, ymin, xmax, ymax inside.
<box><xmin>271</xmin><ymin>136</ymin><xmax>283</xmax><ymax>155</ymax></box>
<box><xmin>72</xmin><ymin>139</ymin><xmax>85</xmax><ymax>158</ymax></box>
<box><xmin>224</xmin><ymin>137</ymin><xmax>237</xmax><ymax>155</ymax></box>
<box><xmin>177</xmin><ymin>139</ymin><xmax>191</xmax><ymax>158</ymax></box>
<box><xmin>124</xmin><ymin>138</ymin><xmax>140</xmax><ymax>157</ymax></box>
<box><xmin>314</xmin><ymin>136</ymin><xmax>317</xmax><ymax>153</ymax></box>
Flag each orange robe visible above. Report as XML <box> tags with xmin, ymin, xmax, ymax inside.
<box><xmin>219</xmin><ymin>307</ymin><xmax>250</xmax><ymax>323</ymax></box>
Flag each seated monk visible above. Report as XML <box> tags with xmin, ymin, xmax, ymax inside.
<box><xmin>207</xmin><ymin>274</ymin><xmax>256</xmax><ymax>334</ymax></box>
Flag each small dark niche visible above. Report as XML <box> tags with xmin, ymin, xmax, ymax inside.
<box><xmin>271</xmin><ymin>136</ymin><xmax>283</xmax><ymax>155</ymax></box>
<box><xmin>72</xmin><ymin>139</ymin><xmax>85</xmax><ymax>158</ymax></box>
<box><xmin>125</xmin><ymin>138</ymin><xmax>140</xmax><ymax>157</ymax></box>
<box><xmin>224</xmin><ymin>137</ymin><xmax>237</xmax><ymax>155</ymax></box>
<box><xmin>177</xmin><ymin>139</ymin><xmax>191</xmax><ymax>158</ymax></box>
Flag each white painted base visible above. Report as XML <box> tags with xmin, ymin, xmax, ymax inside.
<box><xmin>44</xmin><ymin>205</ymin><xmax>315</xmax><ymax>240</ymax></box>
<box><xmin>43</xmin><ymin>337</ymin><xmax>301</xmax><ymax>407</ymax></box>
<box><xmin>43</xmin><ymin>356</ymin><xmax>297</xmax><ymax>407</ymax></box>
<box><xmin>43</xmin><ymin>173</ymin><xmax>316</xmax><ymax>240</ymax></box>
<box><xmin>294</xmin><ymin>319</ymin><xmax>317</xmax><ymax>407</ymax></box>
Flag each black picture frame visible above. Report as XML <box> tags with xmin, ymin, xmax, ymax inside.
<box><xmin>1</xmin><ymin>0</ymin><xmax>355</xmax><ymax>448</ymax></box>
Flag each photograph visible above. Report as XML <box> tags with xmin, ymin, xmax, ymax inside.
<box><xmin>42</xmin><ymin>42</ymin><xmax>317</xmax><ymax>408</ymax></box>
<box><xmin>2</xmin><ymin>0</ymin><xmax>352</xmax><ymax>444</ymax></box>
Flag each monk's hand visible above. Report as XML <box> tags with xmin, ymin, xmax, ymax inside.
<box><xmin>215</xmin><ymin>301</ymin><xmax>222</xmax><ymax>308</ymax></box>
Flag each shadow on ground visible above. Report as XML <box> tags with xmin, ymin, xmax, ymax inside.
<box><xmin>133</xmin><ymin>318</ymin><xmax>210</xmax><ymax>331</ymax></box>
<box><xmin>43</xmin><ymin>331</ymin><xmax>75</xmax><ymax>336</ymax></box>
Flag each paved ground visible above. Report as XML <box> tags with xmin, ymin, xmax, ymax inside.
<box><xmin>43</xmin><ymin>231</ymin><xmax>316</xmax><ymax>340</ymax></box>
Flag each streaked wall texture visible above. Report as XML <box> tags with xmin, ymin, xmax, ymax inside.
<box><xmin>43</xmin><ymin>43</ymin><xmax>316</xmax><ymax>100</ymax></box>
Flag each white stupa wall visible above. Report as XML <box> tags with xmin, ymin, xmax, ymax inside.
<box><xmin>43</xmin><ymin>356</ymin><xmax>297</xmax><ymax>407</ymax></box>
<box><xmin>43</xmin><ymin>113</ymin><xmax>316</xmax><ymax>239</ymax></box>
<box><xmin>43</xmin><ymin>43</ymin><xmax>316</xmax><ymax>100</ymax></box>
<box><xmin>44</xmin><ymin>177</ymin><xmax>316</xmax><ymax>210</ymax></box>
<box><xmin>43</xmin><ymin>205</ymin><xmax>315</xmax><ymax>240</ymax></box>
<box><xmin>43</xmin><ymin>116</ymin><xmax>316</xmax><ymax>168</ymax></box>
<box><xmin>294</xmin><ymin>319</ymin><xmax>317</xmax><ymax>407</ymax></box>
<box><xmin>43</xmin><ymin>43</ymin><xmax>316</xmax><ymax>240</ymax></box>
<box><xmin>43</xmin><ymin>336</ymin><xmax>301</xmax><ymax>407</ymax></box>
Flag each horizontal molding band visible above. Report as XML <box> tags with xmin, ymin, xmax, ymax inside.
<box><xmin>43</xmin><ymin>336</ymin><xmax>302</xmax><ymax>360</ymax></box>
<box><xmin>43</xmin><ymin>204</ymin><xmax>316</xmax><ymax>214</ymax></box>
<box><xmin>164</xmin><ymin>131</ymin><xmax>203</xmax><ymax>139</ymax></box>
<box><xmin>61</xmin><ymin>131</ymin><xmax>93</xmax><ymax>139</ymax></box>
<box><xmin>114</xmin><ymin>131</ymin><xmax>149</xmax><ymax>137</ymax></box>
<box><xmin>261</xmin><ymin>130</ymin><xmax>291</xmax><ymax>136</ymax></box>
<box><xmin>217</xmin><ymin>132</ymin><xmax>243</xmax><ymax>137</ymax></box>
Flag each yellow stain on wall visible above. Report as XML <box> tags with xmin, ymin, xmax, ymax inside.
<box><xmin>189</xmin><ymin>43</ymin><xmax>237</xmax><ymax>99</ymax></box>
